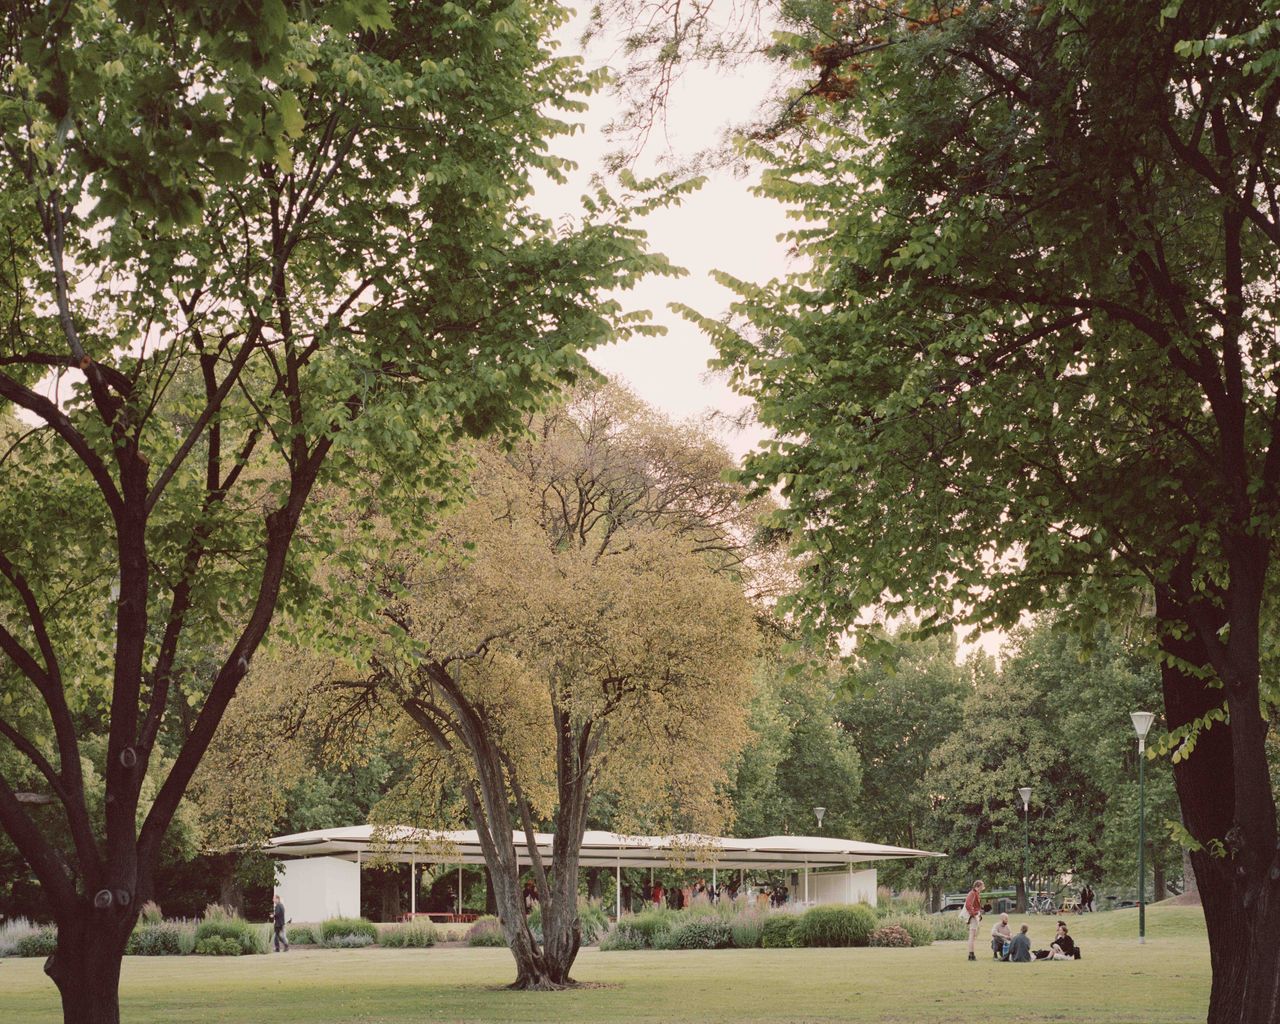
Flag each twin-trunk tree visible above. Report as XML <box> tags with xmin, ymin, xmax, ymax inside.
<box><xmin>329</xmin><ymin>383</ymin><xmax>759</xmax><ymax>988</ymax></box>
<box><xmin>0</xmin><ymin>4</ymin><xmax>671</xmax><ymax>1022</ymax></box>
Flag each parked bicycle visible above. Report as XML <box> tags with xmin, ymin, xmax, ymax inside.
<box><xmin>1027</xmin><ymin>893</ymin><xmax>1059</xmax><ymax>914</ymax></box>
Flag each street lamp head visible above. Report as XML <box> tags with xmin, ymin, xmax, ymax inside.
<box><xmin>1018</xmin><ymin>786</ymin><xmax>1032</xmax><ymax>809</ymax></box>
<box><xmin>813</xmin><ymin>806</ymin><xmax>826</xmax><ymax>827</ymax></box>
<box><xmin>1130</xmin><ymin>711</ymin><xmax>1156</xmax><ymax>740</ymax></box>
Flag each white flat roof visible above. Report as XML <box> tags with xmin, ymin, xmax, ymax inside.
<box><xmin>264</xmin><ymin>826</ymin><xmax>944</xmax><ymax>870</ymax></box>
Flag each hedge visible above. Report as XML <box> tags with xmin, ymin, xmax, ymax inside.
<box><xmin>194</xmin><ymin>915</ymin><xmax>266</xmax><ymax>955</ymax></box>
<box><xmin>381</xmin><ymin>920</ymin><xmax>437</xmax><ymax>948</ymax></box>
<box><xmin>320</xmin><ymin>918</ymin><xmax>378</xmax><ymax>945</ymax></box>
<box><xmin>760</xmin><ymin>915</ymin><xmax>800</xmax><ymax>948</ymax></box>
<box><xmin>792</xmin><ymin>904</ymin><xmax>878</xmax><ymax>948</ymax></box>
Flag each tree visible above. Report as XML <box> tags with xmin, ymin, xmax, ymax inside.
<box><xmin>1021</xmin><ymin>621</ymin><xmax>1184</xmax><ymax>902</ymax></box>
<box><xmin>925</xmin><ymin>651</ymin><xmax>1100</xmax><ymax>907</ymax></box>
<box><xmin>837</xmin><ymin>634</ymin><xmax>967</xmax><ymax>903</ymax></box>
<box><xmin>0</xmin><ymin>4</ymin><xmax>675</xmax><ymax>1021</ymax></box>
<box><xmin>730</xmin><ymin>658</ymin><xmax>862</xmax><ymax>840</ymax></box>
<box><xmin>330</xmin><ymin>382</ymin><xmax>759</xmax><ymax>989</ymax></box>
<box><xmin>702</xmin><ymin>4</ymin><xmax>1280</xmax><ymax>1019</ymax></box>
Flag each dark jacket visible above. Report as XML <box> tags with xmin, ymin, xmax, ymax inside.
<box><xmin>273</xmin><ymin>902</ymin><xmax>285</xmax><ymax>928</ymax></box>
<box><xmin>1008</xmin><ymin>932</ymin><xmax>1032</xmax><ymax>962</ymax></box>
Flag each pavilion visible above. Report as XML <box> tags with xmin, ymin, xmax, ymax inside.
<box><xmin>265</xmin><ymin>826</ymin><xmax>944</xmax><ymax>922</ymax></box>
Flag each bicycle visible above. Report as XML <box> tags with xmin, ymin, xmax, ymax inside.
<box><xmin>1027</xmin><ymin>893</ymin><xmax>1058</xmax><ymax>914</ymax></box>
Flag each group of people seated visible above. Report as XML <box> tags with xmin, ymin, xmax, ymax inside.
<box><xmin>990</xmin><ymin>915</ymin><xmax>1081</xmax><ymax>962</ymax></box>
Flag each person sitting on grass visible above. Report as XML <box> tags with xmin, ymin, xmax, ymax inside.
<box><xmin>991</xmin><ymin>913</ymin><xmax>1013</xmax><ymax>959</ymax></box>
<box><xmin>1007</xmin><ymin>924</ymin><xmax>1032</xmax><ymax>963</ymax></box>
<box><xmin>1050</xmin><ymin>921</ymin><xmax>1079</xmax><ymax>960</ymax></box>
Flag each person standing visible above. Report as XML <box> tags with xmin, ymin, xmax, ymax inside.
<box><xmin>272</xmin><ymin>894</ymin><xmax>289</xmax><ymax>953</ymax></box>
<box><xmin>965</xmin><ymin>879</ymin><xmax>985</xmax><ymax>961</ymax></box>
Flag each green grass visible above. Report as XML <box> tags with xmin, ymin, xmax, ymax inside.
<box><xmin>1</xmin><ymin>905</ymin><xmax>1209</xmax><ymax>1023</ymax></box>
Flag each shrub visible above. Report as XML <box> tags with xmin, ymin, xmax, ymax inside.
<box><xmin>0</xmin><ymin>918</ymin><xmax>48</xmax><ymax>958</ymax></box>
<box><xmin>528</xmin><ymin>900</ymin><xmax>609</xmax><ymax>946</ymax></box>
<box><xmin>138</xmin><ymin>900</ymin><xmax>164</xmax><ymax>926</ymax></box>
<box><xmin>127</xmin><ymin>920</ymin><xmax>195</xmax><ymax>956</ymax></box>
<box><xmin>320</xmin><ymin>917</ymin><xmax>378</xmax><ymax>944</ymax></box>
<box><xmin>195</xmin><ymin>936</ymin><xmax>242</xmax><ymax>956</ymax></box>
<box><xmin>13</xmin><ymin>926</ymin><xmax>58</xmax><ymax>958</ymax></box>
<box><xmin>651</xmin><ymin>927</ymin><xmax>681</xmax><ymax>950</ymax></box>
<box><xmin>664</xmin><ymin>917</ymin><xmax>733</xmax><ymax>950</ymax></box>
<box><xmin>195</xmin><ymin>913</ymin><xmax>265</xmax><ymax>955</ymax></box>
<box><xmin>604</xmin><ymin>920</ymin><xmax>653</xmax><ymax>949</ymax></box>
<box><xmin>792</xmin><ymin>904</ymin><xmax>878</xmax><ymax>948</ymax></box>
<box><xmin>600</xmin><ymin>927</ymin><xmax>646</xmax><ymax>951</ymax></box>
<box><xmin>326</xmin><ymin>933</ymin><xmax>374</xmax><ymax>948</ymax></box>
<box><xmin>729</xmin><ymin>913</ymin><xmax>765</xmax><ymax>949</ymax></box>
<box><xmin>287</xmin><ymin>925</ymin><xmax>317</xmax><ymax>945</ymax></box>
<box><xmin>466</xmin><ymin>917</ymin><xmax>507</xmax><ymax>947</ymax></box>
<box><xmin>760</xmin><ymin>915</ymin><xmax>799</xmax><ymax>949</ymax></box>
<box><xmin>874</xmin><ymin>887</ymin><xmax>928</xmax><ymax>917</ymax></box>
<box><xmin>578</xmin><ymin>901</ymin><xmax>609</xmax><ymax>945</ymax></box>
<box><xmin>883</xmin><ymin>914</ymin><xmax>934</xmax><ymax>948</ymax></box>
<box><xmin>624</xmin><ymin>909</ymin><xmax>674</xmax><ymax>945</ymax></box>
<box><xmin>381</xmin><ymin>920</ymin><xmax>437</xmax><ymax>948</ymax></box>
<box><xmin>869</xmin><ymin>924</ymin><xmax>913</xmax><ymax>947</ymax></box>
<box><xmin>930</xmin><ymin>913</ymin><xmax>970</xmax><ymax>942</ymax></box>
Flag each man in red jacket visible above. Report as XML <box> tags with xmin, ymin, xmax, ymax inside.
<box><xmin>965</xmin><ymin>880</ymin><xmax>985</xmax><ymax>961</ymax></box>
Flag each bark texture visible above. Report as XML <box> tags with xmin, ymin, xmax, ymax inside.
<box><xmin>45</xmin><ymin>912</ymin><xmax>132</xmax><ymax>1024</ymax></box>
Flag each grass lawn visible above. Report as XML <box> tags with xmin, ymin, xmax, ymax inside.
<box><xmin>0</xmin><ymin>905</ymin><xmax>1209</xmax><ymax>1024</ymax></box>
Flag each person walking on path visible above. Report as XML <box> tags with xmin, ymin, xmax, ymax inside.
<box><xmin>965</xmin><ymin>879</ymin><xmax>985</xmax><ymax>961</ymax></box>
<box><xmin>272</xmin><ymin>894</ymin><xmax>290</xmax><ymax>953</ymax></box>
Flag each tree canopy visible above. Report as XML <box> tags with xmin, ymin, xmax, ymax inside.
<box><xmin>322</xmin><ymin>381</ymin><xmax>760</xmax><ymax>987</ymax></box>
<box><xmin>0</xmin><ymin>3</ymin><xmax>678</xmax><ymax>1020</ymax></box>
<box><xmin>695</xmin><ymin>4</ymin><xmax>1280</xmax><ymax>1019</ymax></box>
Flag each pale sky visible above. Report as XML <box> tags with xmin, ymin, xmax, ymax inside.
<box><xmin>536</xmin><ymin>17</ymin><xmax>789</xmax><ymax>460</ymax></box>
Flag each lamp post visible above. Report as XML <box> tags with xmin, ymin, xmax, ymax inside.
<box><xmin>1130</xmin><ymin>711</ymin><xmax>1156</xmax><ymax>944</ymax></box>
<box><xmin>814</xmin><ymin>806</ymin><xmax>826</xmax><ymax>831</ymax></box>
<box><xmin>1018</xmin><ymin>787</ymin><xmax>1032</xmax><ymax>913</ymax></box>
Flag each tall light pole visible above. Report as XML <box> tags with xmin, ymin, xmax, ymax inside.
<box><xmin>1130</xmin><ymin>711</ymin><xmax>1156</xmax><ymax>944</ymax></box>
<box><xmin>1018</xmin><ymin>787</ymin><xmax>1032</xmax><ymax>913</ymax></box>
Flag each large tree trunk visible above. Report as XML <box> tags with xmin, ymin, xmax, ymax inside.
<box><xmin>1158</xmin><ymin>594</ymin><xmax>1280</xmax><ymax>1024</ymax></box>
<box><xmin>45</xmin><ymin>911</ymin><xmax>133</xmax><ymax>1024</ymax></box>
